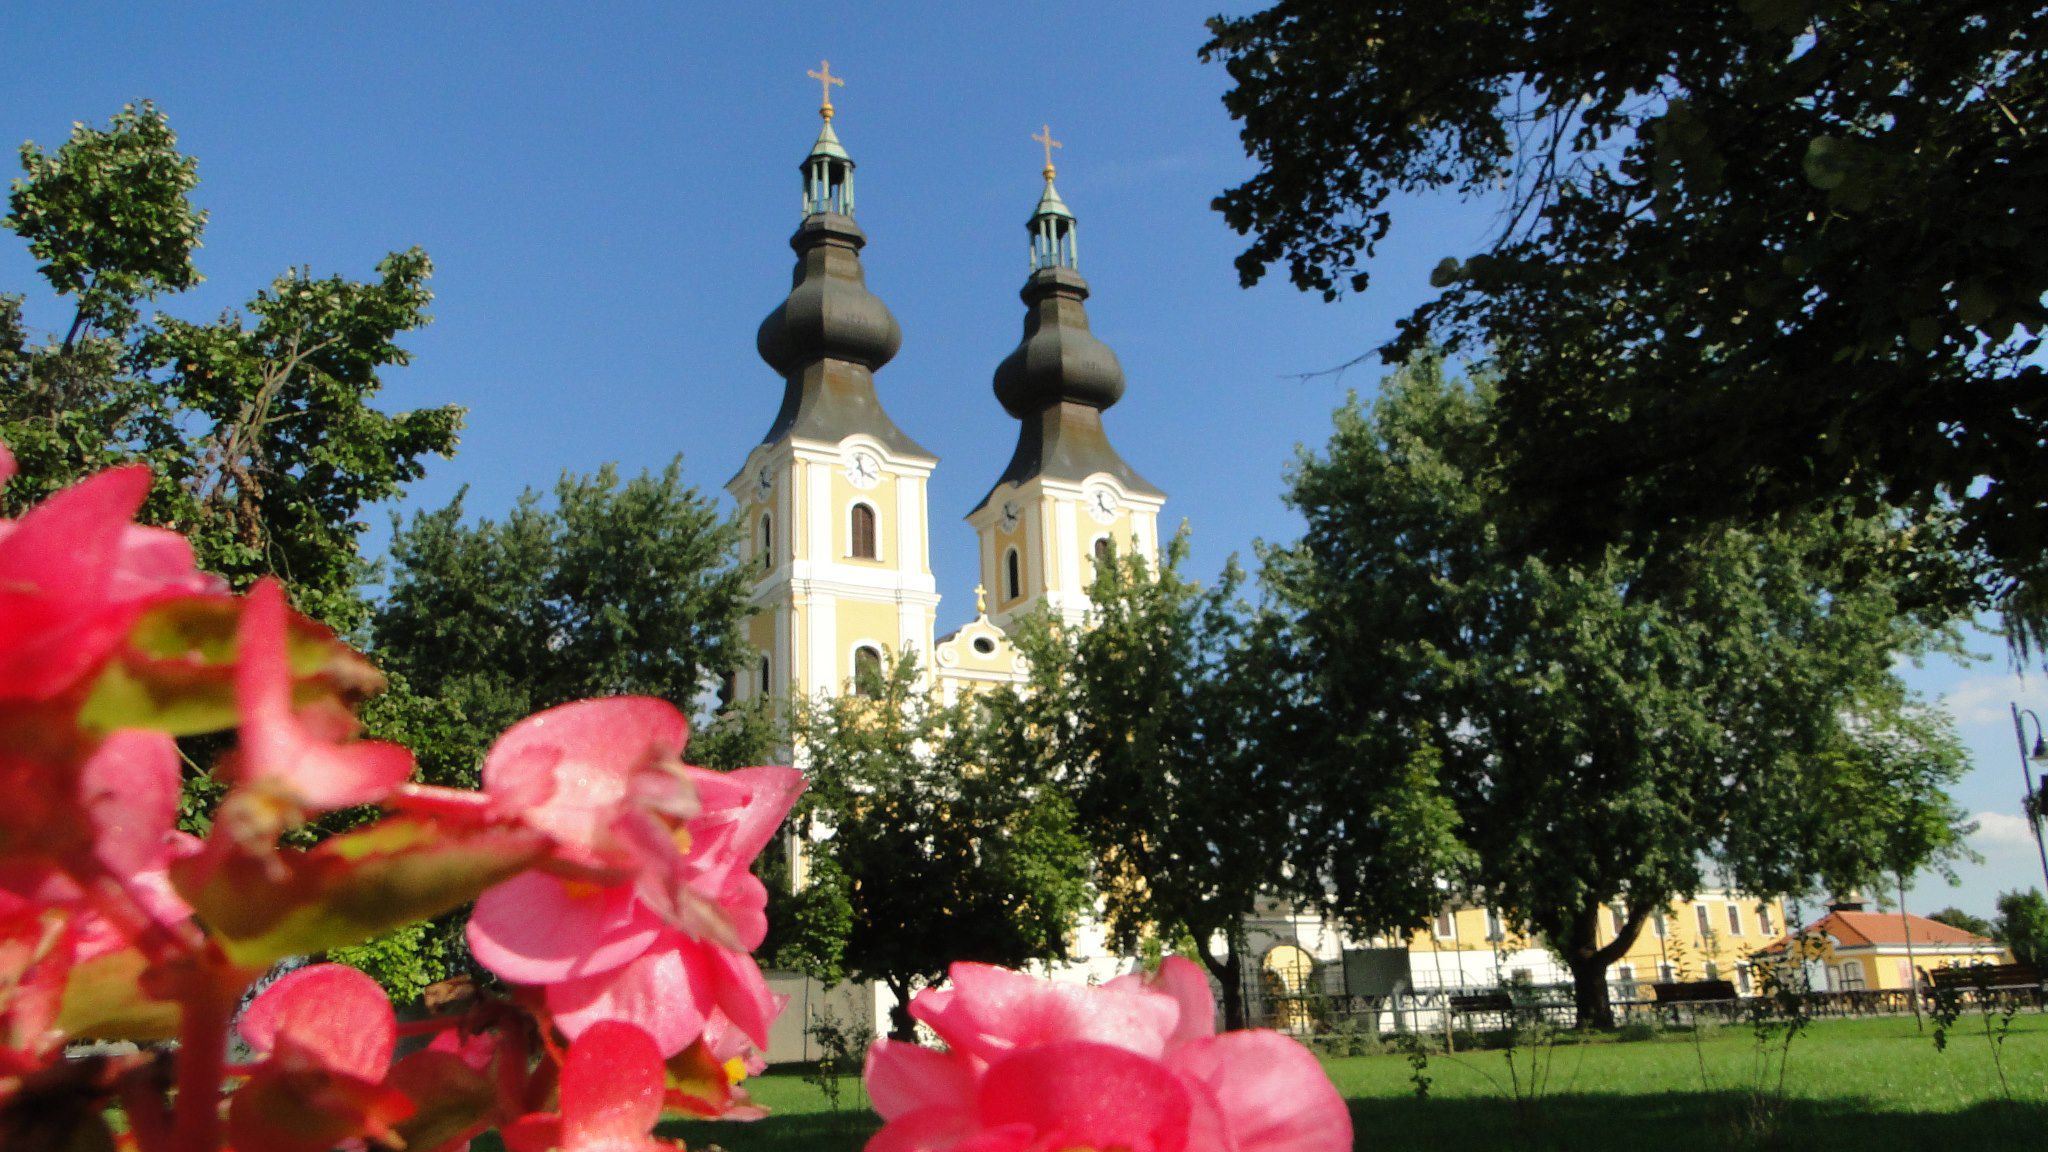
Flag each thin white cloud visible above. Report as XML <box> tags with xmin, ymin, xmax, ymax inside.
<box><xmin>1972</xmin><ymin>810</ymin><xmax>2038</xmax><ymax>850</ymax></box>
<box><xmin>1940</xmin><ymin>673</ymin><xmax>2047</xmax><ymax>727</ymax></box>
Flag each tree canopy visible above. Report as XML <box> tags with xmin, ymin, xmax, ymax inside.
<box><xmin>1204</xmin><ymin>1</ymin><xmax>2047</xmax><ymax>647</ymax></box>
<box><xmin>1996</xmin><ymin>889</ymin><xmax>2048</xmax><ymax>966</ymax></box>
<box><xmin>1267</xmin><ymin>359</ymin><xmax>1973</xmax><ymax>1027</ymax></box>
<box><xmin>787</xmin><ymin>657</ymin><xmax>1092</xmax><ymax>1039</ymax></box>
<box><xmin>2</xmin><ymin>102</ymin><xmax>460</xmax><ymax>631</ymax></box>
<box><xmin>370</xmin><ymin>461</ymin><xmax>754</xmax><ymax>787</ymax></box>
<box><xmin>1003</xmin><ymin>538</ymin><xmax>1306</xmax><ymax>1029</ymax></box>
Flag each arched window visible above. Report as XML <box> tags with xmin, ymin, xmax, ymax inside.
<box><xmin>1004</xmin><ymin>548</ymin><xmax>1021</xmax><ymax>601</ymax></box>
<box><xmin>853</xmin><ymin>645</ymin><xmax>883</xmax><ymax>696</ymax></box>
<box><xmin>1092</xmin><ymin>536</ymin><xmax>1113</xmax><ymax>577</ymax></box>
<box><xmin>758</xmin><ymin>655</ymin><xmax>771</xmax><ymax>696</ymax></box>
<box><xmin>759</xmin><ymin>513</ymin><xmax>773</xmax><ymax>567</ymax></box>
<box><xmin>849</xmin><ymin>503</ymin><xmax>878</xmax><ymax>560</ymax></box>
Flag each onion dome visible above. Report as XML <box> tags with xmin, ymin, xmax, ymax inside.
<box><xmin>991</xmin><ymin>158</ymin><xmax>1124</xmax><ymax>417</ymax></box>
<box><xmin>753</xmin><ymin>65</ymin><xmax>928</xmax><ymax>460</ymax></box>
<box><xmin>756</xmin><ymin>119</ymin><xmax>902</xmax><ymax>376</ymax></box>
<box><xmin>975</xmin><ymin>135</ymin><xmax>1158</xmax><ymax>510</ymax></box>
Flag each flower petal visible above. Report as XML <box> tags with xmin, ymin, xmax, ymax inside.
<box><xmin>1168</xmin><ymin>1031</ymin><xmax>1352</xmax><ymax>1152</ymax></box>
<box><xmin>977</xmin><ymin>1040</ymin><xmax>1192</xmax><ymax>1152</ymax></box>
<box><xmin>547</xmin><ymin>944</ymin><xmax>712</xmax><ymax>1058</ymax></box>
<box><xmin>866</xmin><ymin>1039</ymin><xmax>977</xmax><ymax>1120</ymax></box>
<box><xmin>468</xmin><ymin>872</ymin><xmax>662</xmax><ymax>986</ymax></box>
<box><xmin>239</xmin><ymin>963</ymin><xmax>396</xmax><ymax>1082</ymax></box>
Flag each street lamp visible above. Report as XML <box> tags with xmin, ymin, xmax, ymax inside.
<box><xmin>2008</xmin><ymin>705</ymin><xmax>2048</xmax><ymax>897</ymax></box>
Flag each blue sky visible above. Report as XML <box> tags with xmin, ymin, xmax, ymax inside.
<box><xmin>4</xmin><ymin>2</ymin><xmax>2039</xmax><ymax>920</ymax></box>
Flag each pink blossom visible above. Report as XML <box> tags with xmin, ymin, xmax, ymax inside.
<box><xmin>221</xmin><ymin>579</ymin><xmax>414</xmax><ymax>816</ymax></box>
<box><xmin>502</xmin><ymin>1020</ymin><xmax>678</xmax><ymax>1152</ymax></box>
<box><xmin>458</xmin><ymin>701</ymin><xmax>799</xmax><ymax>1056</ymax></box>
<box><xmin>229</xmin><ymin>963</ymin><xmax>416</xmax><ymax>1152</ymax></box>
<box><xmin>864</xmin><ymin>958</ymin><xmax>1352</xmax><ymax>1152</ymax></box>
<box><xmin>0</xmin><ymin>462</ymin><xmax>220</xmax><ymax>704</ymax></box>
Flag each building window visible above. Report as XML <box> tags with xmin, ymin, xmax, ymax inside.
<box><xmin>853</xmin><ymin>645</ymin><xmax>883</xmax><ymax>696</ymax></box>
<box><xmin>1704</xmin><ymin>960</ymin><xmax>1721</xmax><ymax>981</ymax></box>
<box><xmin>1004</xmin><ymin>548</ymin><xmax>1022</xmax><ymax>601</ymax></box>
<box><xmin>1653</xmin><ymin>911</ymin><xmax>1667</xmax><ymax>939</ymax></box>
<box><xmin>1737</xmin><ymin>966</ymin><xmax>1754</xmax><ymax>995</ymax></box>
<box><xmin>758</xmin><ymin>656</ymin><xmax>771</xmax><ymax>696</ymax></box>
<box><xmin>760</xmin><ymin>514</ymin><xmax>773</xmax><ymax>567</ymax></box>
<box><xmin>1092</xmin><ymin>536</ymin><xmax>1113</xmax><ymax>576</ymax></box>
<box><xmin>1695</xmin><ymin>904</ymin><xmax>1713</xmax><ymax>939</ymax></box>
<box><xmin>1658</xmin><ymin>962</ymin><xmax>1675</xmax><ymax>983</ymax></box>
<box><xmin>1839</xmin><ymin>963</ymin><xmax>1865</xmax><ymax>991</ymax></box>
<box><xmin>1726</xmin><ymin>904</ymin><xmax>1744</xmax><ymax>936</ymax></box>
<box><xmin>1615</xmin><ymin>964</ymin><xmax>1635</xmax><ymax>986</ymax></box>
<box><xmin>1485</xmin><ymin>907</ymin><xmax>1504</xmax><ymax>941</ymax></box>
<box><xmin>1757</xmin><ymin>904</ymin><xmax>1776</xmax><ymax>936</ymax></box>
<box><xmin>1434</xmin><ymin>908</ymin><xmax>1456</xmax><ymax>940</ymax></box>
<box><xmin>849</xmin><ymin>503</ymin><xmax>878</xmax><ymax>560</ymax></box>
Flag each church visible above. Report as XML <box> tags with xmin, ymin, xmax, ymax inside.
<box><xmin>724</xmin><ymin>67</ymin><xmax>1166</xmax><ymax>710</ymax></box>
<box><xmin>720</xmin><ymin>74</ymin><xmax>1805</xmax><ymax>1060</ymax></box>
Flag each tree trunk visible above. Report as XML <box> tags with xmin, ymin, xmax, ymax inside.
<box><xmin>1560</xmin><ymin>898</ymin><xmax>1652</xmax><ymax>1031</ymax></box>
<box><xmin>886</xmin><ymin>976</ymin><xmax>918</xmax><ymax>1041</ymax></box>
<box><xmin>1567</xmin><ymin>952</ymin><xmax>1617</xmax><ymax>1032</ymax></box>
<box><xmin>1196</xmin><ymin>923</ymin><xmax>1247</xmax><ymax>1031</ymax></box>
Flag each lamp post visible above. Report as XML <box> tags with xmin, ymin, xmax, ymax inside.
<box><xmin>2008</xmin><ymin>704</ymin><xmax>2048</xmax><ymax>897</ymax></box>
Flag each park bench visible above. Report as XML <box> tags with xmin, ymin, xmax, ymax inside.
<box><xmin>1448</xmin><ymin>990</ymin><xmax>1521</xmax><ymax>1030</ymax></box>
<box><xmin>1928</xmin><ymin>963</ymin><xmax>2042</xmax><ymax>992</ymax></box>
<box><xmin>1649</xmin><ymin>980</ymin><xmax>1739</xmax><ymax>1004</ymax></box>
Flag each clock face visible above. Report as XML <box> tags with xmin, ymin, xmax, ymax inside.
<box><xmin>1086</xmin><ymin>486</ymin><xmax>1119</xmax><ymax>524</ymax></box>
<box><xmin>754</xmin><ymin>466</ymin><xmax>773</xmax><ymax>501</ymax></box>
<box><xmin>845</xmin><ymin>450</ymin><xmax>881</xmax><ymax>489</ymax></box>
<box><xmin>999</xmin><ymin>501</ymin><xmax>1020</xmax><ymax>532</ymax></box>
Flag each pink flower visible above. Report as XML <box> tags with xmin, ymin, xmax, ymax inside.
<box><xmin>0</xmin><ymin>462</ymin><xmax>220</xmax><ymax>704</ymax></box>
<box><xmin>864</xmin><ymin>958</ymin><xmax>1352</xmax><ymax>1152</ymax></box>
<box><xmin>228</xmin><ymin>963</ymin><xmax>416</xmax><ymax>1152</ymax></box>
<box><xmin>455</xmin><ymin>700</ymin><xmax>800</xmax><ymax>1057</ymax></box>
<box><xmin>502</xmin><ymin>1020</ymin><xmax>679</xmax><ymax>1152</ymax></box>
<box><xmin>220</xmin><ymin>579</ymin><xmax>414</xmax><ymax>817</ymax></box>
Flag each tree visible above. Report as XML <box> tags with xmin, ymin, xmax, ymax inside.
<box><xmin>3</xmin><ymin>102</ymin><xmax>460</xmax><ymax>631</ymax></box>
<box><xmin>1002</xmin><ymin>539</ymin><xmax>1311</xmax><ymax>1030</ymax></box>
<box><xmin>788</xmin><ymin>656</ymin><xmax>1092</xmax><ymax>1039</ymax></box>
<box><xmin>1267</xmin><ymin>359</ymin><xmax>1972</xmax><ymax>1027</ymax></box>
<box><xmin>1995</xmin><ymin>890</ymin><xmax>2048</xmax><ymax>966</ymax></box>
<box><xmin>370</xmin><ymin>461</ymin><xmax>755</xmax><ymax>787</ymax></box>
<box><xmin>1203</xmin><ymin>2</ymin><xmax>2047</xmax><ymax>645</ymax></box>
<box><xmin>1927</xmin><ymin>908</ymin><xmax>1995</xmax><ymax>939</ymax></box>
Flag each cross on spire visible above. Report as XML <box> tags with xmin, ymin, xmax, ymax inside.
<box><xmin>1033</xmin><ymin>123</ymin><xmax>1062</xmax><ymax>180</ymax></box>
<box><xmin>808</xmin><ymin>60</ymin><xmax>844</xmax><ymax>121</ymax></box>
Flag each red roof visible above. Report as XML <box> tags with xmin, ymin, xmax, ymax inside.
<box><xmin>1770</xmin><ymin>909</ymin><xmax>1998</xmax><ymax>951</ymax></box>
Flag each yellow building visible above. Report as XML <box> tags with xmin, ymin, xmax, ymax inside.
<box><xmin>1386</xmin><ymin>889</ymin><xmax>1794</xmax><ymax>993</ymax></box>
<box><xmin>1762</xmin><ymin>899</ymin><xmax>2009</xmax><ymax>991</ymax></box>
<box><xmin>728</xmin><ymin>96</ymin><xmax>1160</xmax><ymax>713</ymax></box>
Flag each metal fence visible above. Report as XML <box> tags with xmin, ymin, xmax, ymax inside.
<box><xmin>1243</xmin><ymin>977</ymin><xmax>2048</xmax><ymax>1037</ymax></box>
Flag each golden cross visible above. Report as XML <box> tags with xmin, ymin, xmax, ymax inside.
<box><xmin>808</xmin><ymin>60</ymin><xmax>844</xmax><ymax>119</ymax></box>
<box><xmin>1033</xmin><ymin>123</ymin><xmax>1062</xmax><ymax>178</ymax></box>
<box><xmin>974</xmin><ymin>584</ymin><xmax>988</xmax><ymax>616</ymax></box>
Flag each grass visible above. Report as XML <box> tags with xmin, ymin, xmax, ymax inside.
<box><xmin>479</xmin><ymin>1015</ymin><xmax>2048</xmax><ymax>1152</ymax></box>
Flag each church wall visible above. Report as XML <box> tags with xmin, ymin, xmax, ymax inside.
<box><xmin>828</xmin><ymin>470</ymin><xmax>899</xmax><ymax>568</ymax></box>
<box><xmin>834</xmin><ymin>599</ymin><xmax>905</xmax><ymax>683</ymax></box>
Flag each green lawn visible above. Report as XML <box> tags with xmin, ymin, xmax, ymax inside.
<box><xmin>484</xmin><ymin>1015</ymin><xmax>2048</xmax><ymax>1152</ymax></box>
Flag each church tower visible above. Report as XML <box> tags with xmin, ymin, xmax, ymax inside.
<box><xmin>728</xmin><ymin>64</ymin><xmax>940</xmax><ymax>702</ymax></box>
<box><xmin>969</xmin><ymin>130</ymin><xmax>1165</xmax><ymax>631</ymax></box>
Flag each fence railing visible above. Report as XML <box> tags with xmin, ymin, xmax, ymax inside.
<box><xmin>1244</xmin><ymin>982</ymin><xmax>2048</xmax><ymax>1036</ymax></box>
